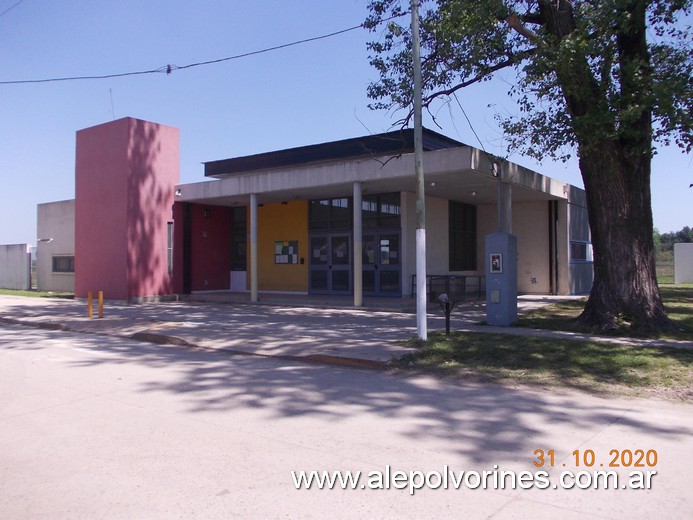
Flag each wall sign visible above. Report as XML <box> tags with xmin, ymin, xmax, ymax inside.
<box><xmin>275</xmin><ymin>240</ymin><xmax>299</xmax><ymax>264</ymax></box>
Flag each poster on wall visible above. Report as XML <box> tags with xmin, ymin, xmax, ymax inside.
<box><xmin>275</xmin><ymin>241</ymin><xmax>299</xmax><ymax>264</ymax></box>
<box><xmin>490</xmin><ymin>253</ymin><xmax>503</xmax><ymax>274</ymax></box>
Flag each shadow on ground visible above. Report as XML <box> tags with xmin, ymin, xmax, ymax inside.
<box><xmin>2</xmin><ymin>321</ymin><xmax>689</xmax><ymax>466</ymax></box>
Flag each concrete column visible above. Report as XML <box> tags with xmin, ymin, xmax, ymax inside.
<box><xmin>503</xmin><ymin>183</ymin><xmax>512</xmax><ymax>233</ymax></box>
<box><xmin>250</xmin><ymin>193</ymin><xmax>258</xmax><ymax>303</ymax></box>
<box><xmin>353</xmin><ymin>182</ymin><xmax>363</xmax><ymax>307</ymax></box>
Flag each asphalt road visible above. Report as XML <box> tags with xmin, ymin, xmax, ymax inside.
<box><xmin>1</xmin><ymin>324</ymin><xmax>691</xmax><ymax>519</ymax></box>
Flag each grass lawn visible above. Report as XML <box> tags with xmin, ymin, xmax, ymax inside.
<box><xmin>395</xmin><ymin>285</ymin><xmax>693</xmax><ymax>400</ymax></box>
<box><xmin>518</xmin><ymin>285</ymin><xmax>693</xmax><ymax>341</ymax></box>
<box><xmin>393</xmin><ymin>332</ymin><xmax>692</xmax><ymax>399</ymax></box>
<box><xmin>0</xmin><ymin>289</ymin><xmax>73</xmax><ymax>299</ymax></box>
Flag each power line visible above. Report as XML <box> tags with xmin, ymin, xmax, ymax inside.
<box><xmin>173</xmin><ymin>23</ymin><xmax>362</xmax><ymax>72</ymax></box>
<box><xmin>452</xmin><ymin>92</ymin><xmax>489</xmax><ymax>155</ymax></box>
<box><xmin>0</xmin><ymin>66</ymin><xmax>170</xmax><ymax>85</ymax></box>
<box><xmin>0</xmin><ymin>0</ymin><xmax>24</xmax><ymax>18</ymax></box>
<box><xmin>0</xmin><ymin>15</ymin><xmax>403</xmax><ymax>86</ymax></box>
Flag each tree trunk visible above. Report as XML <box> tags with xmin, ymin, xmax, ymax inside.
<box><xmin>576</xmin><ymin>140</ymin><xmax>673</xmax><ymax>332</ymax></box>
<box><xmin>538</xmin><ymin>0</ymin><xmax>674</xmax><ymax>332</ymax></box>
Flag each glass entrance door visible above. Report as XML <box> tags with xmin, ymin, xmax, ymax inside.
<box><xmin>309</xmin><ymin>234</ymin><xmax>351</xmax><ymax>294</ymax></box>
<box><xmin>362</xmin><ymin>232</ymin><xmax>401</xmax><ymax>296</ymax></box>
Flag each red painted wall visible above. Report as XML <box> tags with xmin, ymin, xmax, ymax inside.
<box><xmin>75</xmin><ymin>117</ymin><xmax>179</xmax><ymax>300</ymax></box>
<box><xmin>171</xmin><ymin>202</ymin><xmax>187</xmax><ymax>295</ymax></box>
<box><xmin>170</xmin><ymin>202</ymin><xmax>234</xmax><ymax>293</ymax></box>
<box><xmin>192</xmin><ymin>204</ymin><xmax>233</xmax><ymax>292</ymax></box>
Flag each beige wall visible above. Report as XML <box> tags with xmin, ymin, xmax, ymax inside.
<box><xmin>477</xmin><ymin>204</ymin><xmax>497</xmax><ymax>271</ymax></box>
<box><xmin>37</xmin><ymin>199</ymin><xmax>75</xmax><ymax>293</ymax></box>
<box><xmin>386</xmin><ymin>190</ymin><xmax>589</xmax><ymax>296</ymax></box>
<box><xmin>0</xmin><ymin>244</ymin><xmax>30</xmax><ymax>290</ymax></box>
<box><xmin>513</xmin><ymin>202</ymin><xmax>550</xmax><ymax>294</ymax></box>
<box><xmin>401</xmin><ymin>192</ymin><xmax>456</xmax><ymax>295</ymax></box>
<box><xmin>674</xmin><ymin>243</ymin><xmax>693</xmax><ymax>284</ymax></box>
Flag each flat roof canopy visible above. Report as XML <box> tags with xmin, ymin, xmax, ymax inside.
<box><xmin>204</xmin><ymin>128</ymin><xmax>463</xmax><ymax>179</ymax></box>
<box><xmin>179</xmin><ymin>129</ymin><xmax>577</xmax><ymax>207</ymax></box>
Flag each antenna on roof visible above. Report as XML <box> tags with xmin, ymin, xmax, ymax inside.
<box><xmin>109</xmin><ymin>89</ymin><xmax>115</xmax><ymax>120</ymax></box>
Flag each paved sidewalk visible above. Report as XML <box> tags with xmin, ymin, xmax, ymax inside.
<box><xmin>0</xmin><ymin>294</ymin><xmax>690</xmax><ymax>370</ymax></box>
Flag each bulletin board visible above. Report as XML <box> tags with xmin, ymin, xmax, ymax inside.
<box><xmin>274</xmin><ymin>240</ymin><xmax>299</xmax><ymax>264</ymax></box>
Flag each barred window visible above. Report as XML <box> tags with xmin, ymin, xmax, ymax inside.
<box><xmin>52</xmin><ymin>256</ymin><xmax>74</xmax><ymax>273</ymax></box>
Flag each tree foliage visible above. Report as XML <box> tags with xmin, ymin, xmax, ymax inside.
<box><xmin>365</xmin><ymin>0</ymin><xmax>692</xmax><ymax>162</ymax></box>
<box><xmin>660</xmin><ymin>225</ymin><xmax>693</xmax><ymax>245</ymax></box>
<box><xmin>365</xmin><ymin>0</ymin><xmax>692</xmax><ymax>332</ymax></box>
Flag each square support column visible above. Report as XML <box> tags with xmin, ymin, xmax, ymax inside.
<box><xmin>250</xmin><ymin>193</ymin><xmax>258</xmax><ymax>303</ymax></box>
<box><xmin>353</xmin><ymin>182</ymin><xmax>363</xmax><ymax>307</ymax></box>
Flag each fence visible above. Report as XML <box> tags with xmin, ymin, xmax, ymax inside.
<box><xmin>411</xmin><ymin>274</ymin><xmax>486</xmax><ymax>302</ymax></box>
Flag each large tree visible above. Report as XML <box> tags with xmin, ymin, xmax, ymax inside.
<box><xmin>365</xmin><ymin>0</ymin><xmax>692</xmax><ymax>332</ymax></box>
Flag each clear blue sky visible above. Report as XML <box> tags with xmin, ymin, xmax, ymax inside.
<box><xmin>1</xmin><ymin>0</ymin><xmax>690</xmax><ymax>245</ymax></box>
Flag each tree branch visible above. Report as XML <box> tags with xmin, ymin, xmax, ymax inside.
<box><xmin>507</xmin><ymin>13</ymin><xmax>543</xmax><ymax>44</ymax></box>
<box><xmin>422</xmin><ymin>48</ymin><xmax>538</xmax><ymax>107</ymax></box>
<box><xmin>394</xmin><ymin>48</ymin><xmax>537</xmax><ymax>128</ymax></box>
<box><xmin>521</xmin><ymin>12</ymin><xmax>544</xmax><ymax>25</ymax></box>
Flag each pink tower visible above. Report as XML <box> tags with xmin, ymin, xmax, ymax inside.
<box><xmin>75</xmin><ymin>117</ymin><xmax>180</xmax><ymax>300</ymax></box>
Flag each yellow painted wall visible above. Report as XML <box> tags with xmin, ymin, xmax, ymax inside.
<box><xmin>257</xmin><ymin>201</ymin><xmax>309</xmax><ymax>292</ymax></box>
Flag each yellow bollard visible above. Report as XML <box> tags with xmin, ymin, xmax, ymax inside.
<box><xmin>87</xmin><ymin>291</ymin><xmax>93</xmax><ymax>318</ymax></box>
<box><xmin>98</xmin><ymin>291</ymin><xmax>104</xmax><ymax>318</ymax></box>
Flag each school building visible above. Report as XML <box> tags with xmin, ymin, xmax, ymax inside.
<box><xmin>36</xmin><ymin>117</ymin><xmax>593</xmax><ymax>302</ymax></box>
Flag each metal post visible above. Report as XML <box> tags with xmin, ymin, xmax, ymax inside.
<box><xmin>353</xmin><ymin>182</ymin><xmax>363</xmax><ymax>307</ymax></box>
<box><xmin>495</xmin><ymin>161</ymin><xmax>503</xmax><ymax>233</ymax></box>
<box><xmin>412</xmin><ymin>0</ymin><xmax>427</xmax><ymax>340</ymax></box>
<box><xmin>503</xmin><ymin>183</ymin><xmax>512</xmax><ymax>233</ymax></box>
<box><xmin>250</xmin><ymin>193</ymin><xmax>258</xmax><ymax>303</ymax></box>
<box><xmin>98</xmin><ymin>291</ymin><xmax>104</xmax><ymax>318</ymax></box>
<box><xmin>445</xmin><ymin>301</ymin><xmax>451</xmax><ymax>335</ymax></box>
<box><xmin>87</xmin><ymin>291</ymin><xmax>93</xmax><ymax>318</ymax></box>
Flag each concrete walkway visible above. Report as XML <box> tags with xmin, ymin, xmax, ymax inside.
<box><xmin>0</xmin><ymin>294</ymin><xmax>690</xmax><ymax>370</ymax></box>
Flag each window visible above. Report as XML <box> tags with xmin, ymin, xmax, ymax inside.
<box><xmin>362</xmin><ymin>193</ymin><xmax>401</xmax><ymax>229</ymax></box>
<box><xmin>231</xmin><ymin>207</ymin><xmax>247</xmax><ymax>271</ymax></box>
<box><xmin>309</xmin><ymin>198</ymin><xmax>351</xmax><ymax>231</ymax></box>
<box><xmin>449</xmin><ymin>201</ymin><xmax>477</xmax><ymax>271</ymax></box>
<box><xmin>52</xmin><ymin>255</ymin><xmax>74</xmax><ymax>273</ymax></box>
<box><xmin>167</xmin><ymin>222</ymin><xmax>174</xmax><ymax>275</ymax></box>
<box><xmin>570</xmin><ymin>241</ymin><xmax>592</xmax><ymax>262</ymax></box>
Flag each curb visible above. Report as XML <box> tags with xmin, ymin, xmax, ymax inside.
<box><xmin>1</xmin><ymin>316</ymin><xmax>390</xmax><ymax>372</ymax></box>
<box><xmin>0</xmin><ymin>316</ymin><xmax>68</xmax><ymax>331</ymax></box>
<box><xmin>130</xmin><ymin>331</ymin><xmax>196</xmax><ymax>348</ymax></box>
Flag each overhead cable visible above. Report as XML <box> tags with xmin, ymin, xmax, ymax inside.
<box><xmin>0</xmin><ymin>14</ymin><xmax>404</xmax><ymax>86</ymax></box>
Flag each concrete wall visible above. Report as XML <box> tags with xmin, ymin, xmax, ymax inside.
<box><xmin>426</xmin><ymin>196</ymin><xmax>451</xmax><ymax>275</ymax></box>
<box><xmin>674</xmin><ymin>243</ymin><xmax>693</xmax><ymax>284</ymax></box>
<box><xmin>75</xmin><ymin>117</ymin><xmax>179</xmax><ymax>300</ymax></box>
<box><xmin>513</xmin><ymin>201</ymin><xmax>551</xmax><ymax>294</ymax></box>
<box><xmin>37</xmin><ymin>199</ymin><xmax>75</xmax><ymax>293</ymax></box>
<box><xmin>401</xmin><ymin>193</ymin><xmax>454</xmax><ymax>295</ymax></box>
<box><xmin>0</xmin><ymin>244</ymin><xmax>30</xmax><ymax>290</ymax></box>
<box><xmin>386</xmin><ymin>189</ymin><xmax>590</xmax><ymax>297</ymax></box>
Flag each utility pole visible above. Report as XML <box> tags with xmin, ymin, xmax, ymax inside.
<box><xmin>411</xmin><ymin>0</ymin><xmax>427</xmax><ymax>340</ymax></box>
